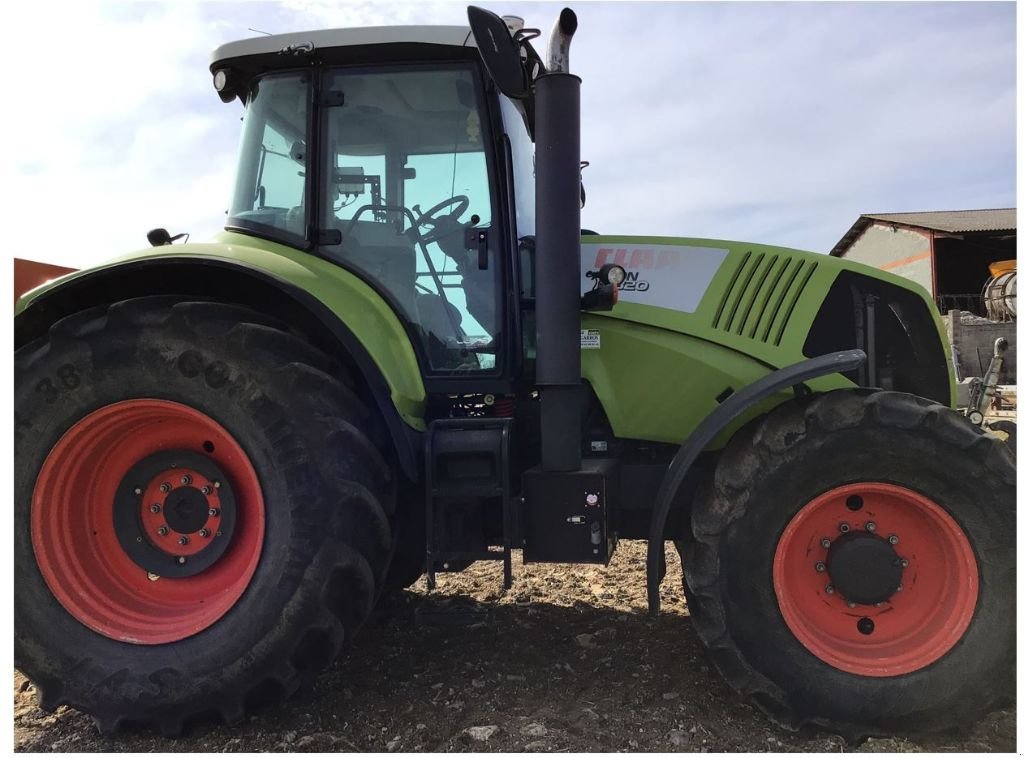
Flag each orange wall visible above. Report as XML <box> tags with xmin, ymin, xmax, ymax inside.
<box><xmin>14</xmin><ymin>259</ymin><xmax>77</xmax><ymax>305</ymax></box>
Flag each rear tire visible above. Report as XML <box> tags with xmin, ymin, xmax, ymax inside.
<box><xmin>15</xmin><ymin>298</ymin><xmax>393</xmax><ymax>734</ymax></box>
<box><xmin>681</xmin><ymin>390</ymin><xmax>1015</xmax><ymax>738</ymax></box>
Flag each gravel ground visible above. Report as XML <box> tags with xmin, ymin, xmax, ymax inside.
<box><xmin>14</xmin><ymin>540</ymin><xmax>1016</xmax><ymax>752</ymax></box>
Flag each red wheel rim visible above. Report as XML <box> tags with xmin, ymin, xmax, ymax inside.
<box><xmin>31</xmin><ymin>399</ymin><xmax>265</xmax><ymax>644</ymax></box>
<box><xmin>773</xmin><ymin>482</ymin><xmax>978</xmax><ymax>676</ymax></box>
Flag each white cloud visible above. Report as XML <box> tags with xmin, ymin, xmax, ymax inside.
<box><xmin>1</xmin><ymin>0</ymin><xmax>1014</xmax><ymax>271</ymax></box>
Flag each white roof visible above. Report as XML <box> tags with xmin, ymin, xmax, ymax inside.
<box><xmin>211</xmin><ymin>26</ymin><xmax>474</xmax><ymax>66</ymax></box>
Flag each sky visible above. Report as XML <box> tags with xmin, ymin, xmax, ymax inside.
<box><xmin>1</xmin><ymin>0</ymin><xmax>1016</xmax><ymax>270</ymax></box>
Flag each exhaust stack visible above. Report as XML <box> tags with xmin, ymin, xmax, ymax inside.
<box><xmin>545</xmin><ymin>8</ymin><xmax>578</xmax><ymax>73</ymax></box>
<box><xmin>534</xmin><ymin>8</ymin><xmax>582</xmax><ymax>472</ymax></box>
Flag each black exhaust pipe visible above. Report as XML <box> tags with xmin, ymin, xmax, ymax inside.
<box><xmin>534</xmin><ymin>8</ymin><xmax>582</xmax><ymax>472</ymax></box>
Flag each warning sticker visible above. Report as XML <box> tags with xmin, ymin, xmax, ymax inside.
<box><xmin>581</xmin><ymin>329</ymin><xmax>601</xmax><ymax>349</ymax></box>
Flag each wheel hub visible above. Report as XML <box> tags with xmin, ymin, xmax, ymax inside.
<box><xmin>163</xmin><ymin>486</ymin><xmax>212</xmax><ymax>534</ymax></box>
<box><xmin>825</xmin><ymin>531</ymin><xmax>903</xmax><ymax>605</ymax></box>
<box><xmin>773</xmin><ymin>482</ymin><xmax>979</xmax><ymax>677</ymax></box>
<box><xmin>114</xmin><ymin>450</ymin><xmax>237</xmax><ymax>578</ymax></box>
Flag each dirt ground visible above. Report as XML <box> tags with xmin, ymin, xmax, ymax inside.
<box><xmin>14</xmin><ymin>540</ymin><xmax>1016</xmax><ymax>752</ymax></box>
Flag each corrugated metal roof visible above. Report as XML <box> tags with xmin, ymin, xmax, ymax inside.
<box><xmin>860</xmin><ymin>209</ymin><xmax>1016</xmax><ymax>233</ymax></box>
<box><xmin>831</xmin><ymin>208</ymin><xmax>1017</xmax><ymax>257</ymax></box>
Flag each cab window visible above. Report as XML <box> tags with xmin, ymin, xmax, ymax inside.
<box><xmin>228</xmin><ymin>73</ymin><xmax>310</xmax><ymax>242</ymax></box>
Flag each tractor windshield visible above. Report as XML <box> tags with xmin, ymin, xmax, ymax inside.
<box><xmin>228</xmin><ymin>72</ymin><xmax>312</xmax><ymax>246</ymax></box>
<box><xmin>319</xmin><ymin>64</ymin><xmax>500</xmax><ymax>374</ymax></box>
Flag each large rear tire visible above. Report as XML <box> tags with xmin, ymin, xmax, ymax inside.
<box><xmin>681</xmin><ymin>390</ymin><xmax>1015</xmax><ymax>738</ymax></box>
<box><xmin>15</xmin><ymin>298</ymin><xmax>393</xmax><ymax>734</ymax></box>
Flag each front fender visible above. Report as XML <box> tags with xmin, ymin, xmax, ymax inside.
<box><xmin>15</xmin><ymin>232</ymin><xmax>428</xmax><ymax>477</ymax></box>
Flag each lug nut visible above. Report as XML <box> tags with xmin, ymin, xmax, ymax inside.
<box><xmin>847</xmin><ymin>601</ymin><xmax>857</xmax><ymax>608</ymax></box>
<box><xmin>157</xmin><ymin>526</ymin><xmax>169</xmax><ymax>536</ymax></box>
<box><xmin>825</xmin><ymin>584</ymin><xmax>835</xmax><ymax>595</ymax></box>
<box><xmin>900</xmin><ymin>558</ymin><xmax>909</xmax><ymax>568</ymax></box>
<box><xmin>814</xmin><ymin>561</ymin><xmax>826</xmax><ymax>573</ymax></box>
<box><xmin>177</xmin><ymin>556</ymin><xmax>187</xmax><ymax>565</ymax></box>
<box><xmin>213</xmin><ymin>480</ymin><xmax>221</xmax><ymax>489</ymax></box>
<box><xmin>820</xmin><ymin>538</ymin><xmax>831</xmax><ymax>549</ymax></box>
<box><xmin>150</xmin><ymin>503</ymin><xmax>161</xmax><ymax>514</ymax></box>
<box><xmin>201</xmin><ymin>485</ymin><xmax>212</xmax><ymax>495</ymax></box>
<box><xmin>208</xmin><ymin>507</ymin><xmax>220</xmax><ymax>517</ymax></box>
<box><xmin>865</xmin><ymin>521</ymin><xmax>876</xmax><ymax>532</ymax></box>
<box><xmin>199</xmin><ymin>528</ymin><xmax>210</xmax><ymax>538</ymax></box>
<box><xmin>133</xmin><ymin>487</ymin><xmax>143</xmax><ymax>495</ymax></box>
<box><xmin>136</xmin><ymin>536</ymin><xmax>143</xmax><ymax>543</ymax></box>
<box><xmin>897</xmin><ymin>583</ymin><xmax>903</xmax><ymax>592</ymax></box>
<box><xmin>215</xmin><ymin>531</ymin><xmax>222</xmax><ymax>537</ymax></box>
<box><xmin>147</xmin><ymin>573</ymin><xmax>160</xmax><ymax>582</ymax></box>
<box><xmin>838</xmin><ymin>522</ymin><xmax>850</xmax><ymax>533</ymax></box>
<box><xmin>178</xmin><ymin>536</ymin><xmax>190</xmax><ymax>546</ymax></box>
<box><xmin>181</xmin><ymin>474</ymin><xmax>192</xmax><ymax>486</ymax></box>
<box><xmin>888</xmin><ymin>534</ymin><xmax>899</xmax><ymax>545</ymax></box>
<box><xmin>160</xmin><ymin>482</ymin><xmax>171</xmax><ymax>493</ymax></box>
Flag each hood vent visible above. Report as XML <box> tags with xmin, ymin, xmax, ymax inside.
<box><xmin>713</xmin><ymin>251</ymin><xmax>818</xmax><ymax>345</ymax></box>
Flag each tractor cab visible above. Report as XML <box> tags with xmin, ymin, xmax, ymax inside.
<box><xmin>212</xmin><ymin>25</ymin><xmax>540</xmax><ymax>379</ymax></box>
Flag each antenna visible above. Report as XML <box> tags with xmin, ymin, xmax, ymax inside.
<box><xmin>247</xmin><ymin>27</ymin><xmax>272</xmax><ymax>36</ymax></box>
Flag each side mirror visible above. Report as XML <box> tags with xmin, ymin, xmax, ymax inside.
<box><xmin>147</xmin><ymin>228</ymin><xmax>172</xmax><ymax>247</ymax></box>
<box><xmin>146</xmin><ymin>228</ymin><xmax>188</xmax><ymax>247</ymax></box>
<box><xmin>467</xmin><ymin>6</ymin><xmax>529</xmax><ymax>99</ymax></box>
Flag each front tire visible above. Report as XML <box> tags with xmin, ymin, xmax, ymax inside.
<box><xmin>15</xmin><ymin>298</ymin><xmax>393</xmax><ymax>734</ymax></box>
<box><xmin>682</xmin><ymin>390</ymin><xmax>1015</xmax><ymax>738</ymax></box>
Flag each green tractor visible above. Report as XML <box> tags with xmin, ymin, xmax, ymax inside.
<box><xmin>14</xmin><ymin>6</ymin><xmax>1014</xmax><ymax>739</ymax></box>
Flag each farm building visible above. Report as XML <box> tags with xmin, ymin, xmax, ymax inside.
<box><xmin>831</xmin><ymin>208</ymin><xmax>1017</xmax><ymax>386</ymax></box>
<box><xmin>829</xmin><ymin>208</ymin><xmax>1016</xmax><ymax>315</ymax></box>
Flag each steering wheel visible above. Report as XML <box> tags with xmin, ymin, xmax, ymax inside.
<box><xmin>414</xmin><ymin>195</ymin><xmax>470</xmax><ymax>244</ymax></box>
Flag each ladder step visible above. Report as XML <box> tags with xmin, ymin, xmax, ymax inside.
<box><xmin>425</xmin><ymin>417</ymin><xmax>515</xmax><ymax>591</ymax></box>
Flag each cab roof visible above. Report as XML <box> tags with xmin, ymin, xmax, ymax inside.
<box><xmin>211</xmin><ymin>25</ymin><xmax>475</xmax><ymax>68</ymax></box>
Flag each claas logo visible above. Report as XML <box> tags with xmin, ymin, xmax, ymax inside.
<box><xmin>592</xmin><ymin>247</ymin><xmax>682</xmax><ymax>270</ymax></box>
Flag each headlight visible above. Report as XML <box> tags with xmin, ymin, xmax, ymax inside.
<box><xmin>599</xmin><ymin>263</ymin><xmax>626</xmax><ymax>286</ymax></box>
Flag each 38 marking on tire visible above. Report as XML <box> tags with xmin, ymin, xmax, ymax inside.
<box><xmin>178</xmin><ymin>351</ymin><xmax>237</xmax><ymax>392</ymax></box>
<box><xmin>35</xmin><ymin>365</ymin><xmax>81</xmax><ymax>403</ymax></box>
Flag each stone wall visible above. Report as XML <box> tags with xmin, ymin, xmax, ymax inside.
<box><xmin>945</xmin><ymin>310</ymin><xmax>1016</xmax><ymax>382</ymax></box>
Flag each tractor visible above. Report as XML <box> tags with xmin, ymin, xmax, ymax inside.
<box><xmin>14</xmin><ymin>6</ymin><xmax>1014</xmax><ymax>739</ymax></box>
